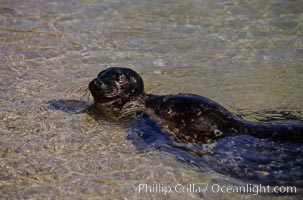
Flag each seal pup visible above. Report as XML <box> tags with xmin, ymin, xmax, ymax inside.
<box><xmin>89</xmin><ymin>67</ymin><xmax>303</xmax><ymax>143</ymax></box>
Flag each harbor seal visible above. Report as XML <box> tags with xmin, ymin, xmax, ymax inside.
<box><xmin>89</xmin><ymin>67</ymin><xmax>303</xmax><ymax>143</ymax></box>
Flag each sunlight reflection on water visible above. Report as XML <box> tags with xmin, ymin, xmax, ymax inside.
<box><xmin>1</xmin><ymin>0</ymin><xmax>303</xmax><ymax>199</ymax></box>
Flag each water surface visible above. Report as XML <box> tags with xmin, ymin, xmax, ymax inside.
<box><xmin>1</xmin><ymin>0</ymin><xmax>303</xmax><ymax>199</ymax></box>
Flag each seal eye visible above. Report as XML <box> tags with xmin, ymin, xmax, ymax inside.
<box><xmin>116</xmin><ymin>73</ymin><xmax>126</xmax><ymax>83</ymax></box>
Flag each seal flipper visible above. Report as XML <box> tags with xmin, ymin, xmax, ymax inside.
<box><xmin>47</xmin><ymin>100</ymin><xmax>89</xmax><ymax>114</ymax></box>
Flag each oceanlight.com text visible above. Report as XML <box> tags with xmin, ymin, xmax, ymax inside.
<box><xmin>138</xmin><ymin>183</ymin><xmax>297</xmax><ymax>196</ymax></box>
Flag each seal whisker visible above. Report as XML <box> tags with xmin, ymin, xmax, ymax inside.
<box><xmin>119</xmin><ymin>99</ymin><xmax>145</xmax><ymax>119</ymax></box>
<box><xmin>118</xmin><ymin>108</ymin><xmax>141</xmax><ymax>119</ymax></box>
<box><xmin>80</xmin><ymin>87</ymin><xmax>92</xmax><ymax>102</ymax></box>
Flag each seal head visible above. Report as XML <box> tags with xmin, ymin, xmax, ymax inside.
<box><xmin>89</xmin><ymin>67</ymin><xmax>144</xmax><ymax>103</ymax></box>
<box><xmin>89</xmin><ymin>67</ymin><xmax>145</xmax><ymax>118</ymax></box>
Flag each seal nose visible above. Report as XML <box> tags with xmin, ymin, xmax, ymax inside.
<box><xmin>94</xmin><ymin>78</ymin><xmax>104</xmax><ymax>87</ymax></box>
<box><xmin>89</xmin><ymin>78</ymin><xmax>102</xmax><ymax>92</ymax></box>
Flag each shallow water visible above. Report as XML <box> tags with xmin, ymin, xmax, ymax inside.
<box><xmin>1</xmin><ymin>0</ymin><xmax>303</xmax><ymax>199</ymax></box>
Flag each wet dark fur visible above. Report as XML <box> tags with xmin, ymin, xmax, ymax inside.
<box><xmin>89</xmin><ymin>67</ymin><xmax>303</xmax><ymax>143</ymax></box>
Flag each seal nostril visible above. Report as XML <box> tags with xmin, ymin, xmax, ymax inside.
<box><xmin>93</xmin><ymin>79</ymin><xmax>102</xmax><ymax>87</ymax></box>
<box><xmin>96</xmin><ymin>79</ymin><xmax>108</xmax><ymax>90</ymax></box>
